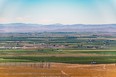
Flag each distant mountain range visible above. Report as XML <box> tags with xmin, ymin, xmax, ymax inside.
<box><xmin>0</xmin><ymin>23</ymin><xmax>116</xmax><ymax>32</ymax></box>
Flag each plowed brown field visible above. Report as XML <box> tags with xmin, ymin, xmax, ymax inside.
<box><xmin>0</xmin><ymin>63</ymin><xmax>116</xmax><ymax>77</ymax></box>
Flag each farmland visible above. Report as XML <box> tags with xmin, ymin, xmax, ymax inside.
<box><xmin>0</xmin><ymin>32</ymin><xmax>116</xmax><ymax>77</ymax></box>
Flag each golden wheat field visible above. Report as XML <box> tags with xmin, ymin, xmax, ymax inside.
<box><xmin>0</xmin><ymin>63</ymin><xmax>116</xmax><ymax>77</ymax></box>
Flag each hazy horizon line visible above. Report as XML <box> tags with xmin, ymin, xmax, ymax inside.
<box><xmin>0</xmin><ymin>23</ymin><xmax>116</xmax><ymax>25</ymax></box>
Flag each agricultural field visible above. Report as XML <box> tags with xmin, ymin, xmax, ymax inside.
<box><xmin>0</xmin><ymin>32</ymin><xmax>116</xmax><ymax>77</ymax></box>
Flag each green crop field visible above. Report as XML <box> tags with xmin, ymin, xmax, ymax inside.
<box><xmin>0</xmin><ymin>49</ymin><xmax>116</xmax><ymax>64</ymax></box>
<box><xmin>0</xmin><ymin>56</ymin><xmax>116</xmax><ymax>64</ymax></box>
<box><xmin>0</xmin><ymin>32</ymin><xmax>116</xmax><ymax>64</ymax></box>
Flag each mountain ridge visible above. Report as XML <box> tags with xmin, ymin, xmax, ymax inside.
<box><xmin>0</xmin><ymin>23</ymin><xmax>116</xmax><ymax>32</ymax></box>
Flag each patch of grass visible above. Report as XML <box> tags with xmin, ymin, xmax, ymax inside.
<box><xmin>80</xmin><ymin>51</ymin><xmax>116</xmax><ymax>55</ymax></box>
<box><xmin>62</xmin><ymin>50</ymin><xmax>116</xmax><ymax>55</ymax></box>
<box><xmin>0</xmin><ymin>56</ymin><xmax>116</xmax><ymax>64</ymax></box>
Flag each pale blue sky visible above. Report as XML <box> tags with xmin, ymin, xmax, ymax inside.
<box><xmin>0</xmin><ymin>0</ymin><xmax>116</xmax><ymax>24</ymax></box>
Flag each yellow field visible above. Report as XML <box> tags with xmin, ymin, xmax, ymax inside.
<box><xmin>0</xmin><ymin>63</ymin><xmax>116</xmax><ymax>77</ymax></box>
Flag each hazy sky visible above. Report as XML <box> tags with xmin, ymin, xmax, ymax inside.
<box><xmin>0</xmin><ymin>0</ymin><xmax>116</xmax><ymax>24</ymax></box>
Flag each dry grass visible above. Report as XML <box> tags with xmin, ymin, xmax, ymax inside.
<box><xmin>0</xmin><ymin>63</ymin><xmax>116</xmax><ymax>77</ymax></box>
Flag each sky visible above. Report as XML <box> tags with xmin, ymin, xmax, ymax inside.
<box><xmin>0</xmin><ymin>0</ymin><xmax>116</xmax><ymax>24</ymax></box>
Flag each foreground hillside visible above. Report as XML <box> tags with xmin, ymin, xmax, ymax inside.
<box><xmin>0</xmin><ymin>63</ymin><xmax>116</xmax><ymax>77</ymax></box>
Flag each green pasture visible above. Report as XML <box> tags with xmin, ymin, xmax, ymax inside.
<box><xmin>0</xmin><ymin>56</ymin><xmax>116</xmax><ymax>64</ymax></box>
<box><xmin>0</xmin><ymin>49</ymin><xmax>116</xmax><ymax>64</ymax></box>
